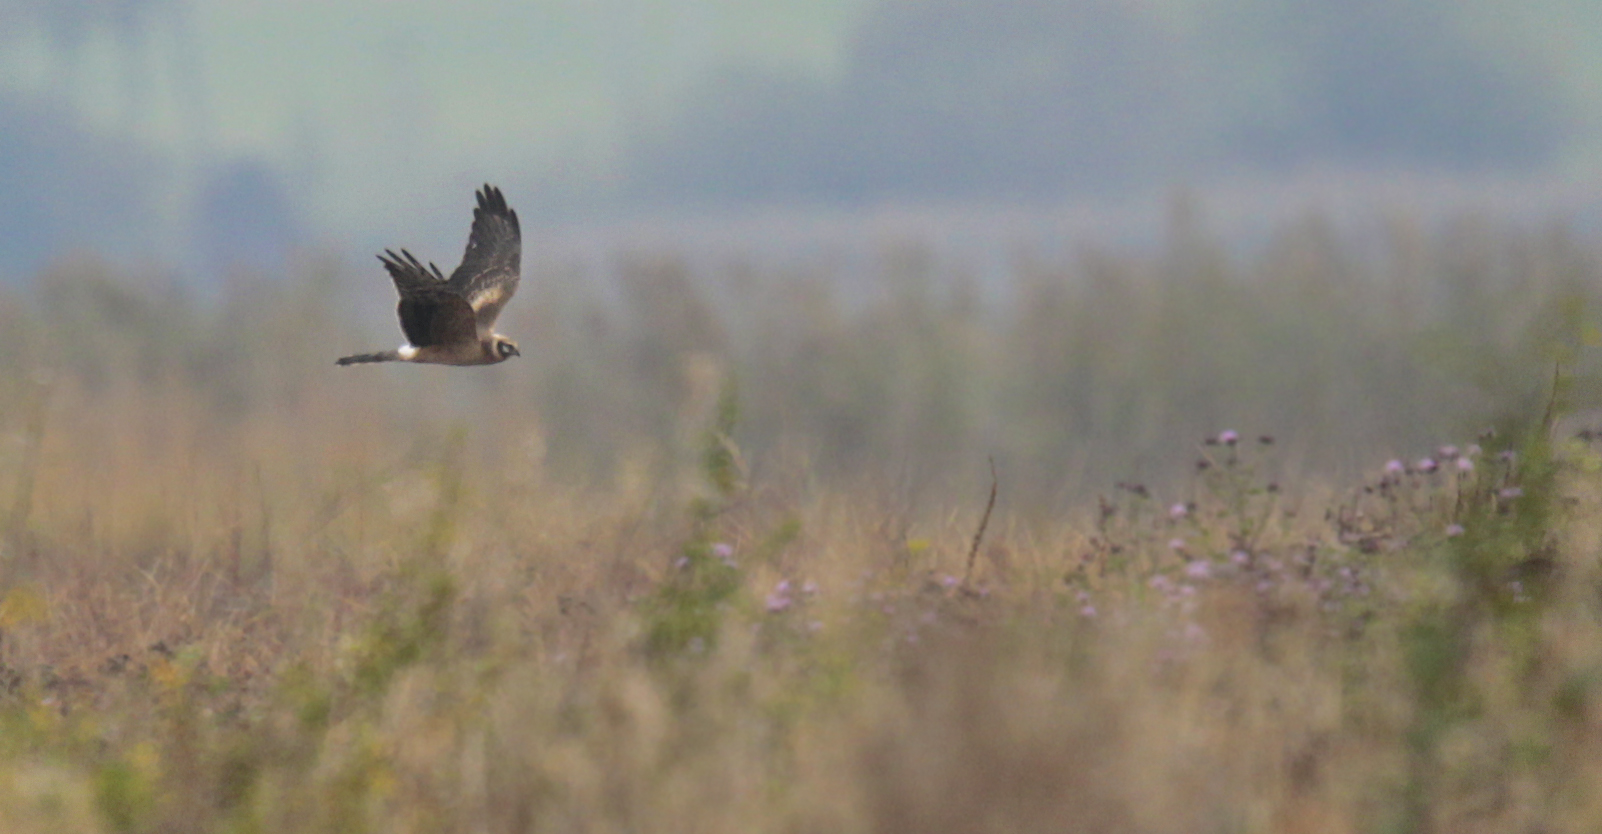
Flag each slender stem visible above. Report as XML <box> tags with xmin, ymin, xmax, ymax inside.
<box><xmin>963</xmin><ymin>458</ymin><xmax>999</xmax><ymax>588</ymax></box>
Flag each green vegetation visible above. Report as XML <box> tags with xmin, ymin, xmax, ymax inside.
<box><xmin>3</xmin><ymin>211</ymin><xmax>1602</xmax><ymax>832</ymax></box>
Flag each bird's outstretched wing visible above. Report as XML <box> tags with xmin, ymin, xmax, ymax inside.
<box><xmin>379</xmin><ymin>249</ymin><xmax>478</xmax><ymax>348</ymax></box>
<box><xmin>447</xmin><ymin>184</ymin><xmax>521</xmax><ymax>335</ymax></box>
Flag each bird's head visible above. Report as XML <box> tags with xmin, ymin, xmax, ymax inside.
<box><xmin>492</xmin><ymin>336</ymin><xmax>521</xmax><ymax>362</ymax></box>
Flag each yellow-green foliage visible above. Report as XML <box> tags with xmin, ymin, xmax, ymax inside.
<box><xmin>2</xmin><ymin>213</ymin><xmax>1602</xmax><ymax>833</ymax></box>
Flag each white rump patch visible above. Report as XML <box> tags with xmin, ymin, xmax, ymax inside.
<box><xmin>398</xmin><ymin>344</ymin><xmax>419</xmax><ymax>360</ymax></box>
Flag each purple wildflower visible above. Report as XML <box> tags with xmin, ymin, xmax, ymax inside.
<box><xmin>1416</xmin><ymin>458</ymin><xmax>1439</xmax><ymax>474</ymax></box>
<box><xmin>1185</xmin><ymin>560</ymin><xmax>1212</xmax><ymax>580</ymax></box>
<box><xmin>1456</xmin><ymin>458</ymin><xmax>1474</xmax><ymax>472</ymax></box>
<box><xmin>1168</xmin><ymin>538</ymin><xmax>1187</xmax><ymax>551</ymax></box>
<box><xmin>1169</xmin><ymin>503</ymin><xmax>1189</xmax><ymax>521</ymax></box>
<box><xmin>1218</xmin><ymin>430</ymin><xmax>1240</xmax><ymax>446</ymax></box>
<box><xmin>1499</xmin><ymin>487</ymin><xmax>1524</xmax><ymax>500</ymax></box>
<box><xmin>1445</xmin><ymin>524</ymin><xmax>1465</xmax><ymax>537</ymax></box>
<box><xmin>765</xmin><ymin>579</ymin><xmax>793</xmax><ymax>613</ymax></box>
<box><xmin>1385</xmin><ymin>459</ymin><xmax>1405</xmax><ymax>475</ymax></box>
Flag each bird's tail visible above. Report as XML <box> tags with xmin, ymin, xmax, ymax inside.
<box><xmin>336</xmin><ymin>350</ymin><xmax>401</xmax><ymax>366</ymax></box>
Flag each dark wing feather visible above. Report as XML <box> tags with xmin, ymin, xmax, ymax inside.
<box><xmin>447</xmin><ymin>184</ymin><xmax>521</xmax><ymax>334</ymax></box>
<box><xmin>378</xmin><ymin>249</ymin><xmax>477</xmax><ymax>347</ymax></box>
<box><xmin>379</xmin><ymin>248</ymin><xmax>446</xmax><ymax>292</ymax></box>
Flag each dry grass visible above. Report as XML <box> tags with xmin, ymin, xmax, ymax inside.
<box><xmin>3</xmin><ymin>373</ymin><xmax>1602</xmax><ymax>834</ymax></box>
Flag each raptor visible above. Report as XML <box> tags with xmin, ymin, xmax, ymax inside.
<box><xmin>337</xmin><ymin>184</ymin><xmax>522</xmax><ymax>367</ymax></box>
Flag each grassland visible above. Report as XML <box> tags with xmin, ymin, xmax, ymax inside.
<box><xmin>3</xmin><ymin>209</ymin><xmax>1602</xmax><ymax>832</ymax></box>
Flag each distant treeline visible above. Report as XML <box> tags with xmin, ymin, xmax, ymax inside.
<box><xmin>624</xmin><ymin>0</ymin><xmax>1569</xmax><ymax>207</ymax></box>
<box><xmin>0</xmin><ymin>0</ymin><xmax>1584</xmax><ymax>278</ymax></box>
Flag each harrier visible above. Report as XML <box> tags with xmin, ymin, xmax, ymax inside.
<box><xmin>337</xmin><ymin>184</ymin><xmax>522</xmax><ymax>366</ymax></box>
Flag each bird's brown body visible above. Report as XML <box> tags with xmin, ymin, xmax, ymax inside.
<box><xmin>337</xmin><ymin>185</ymin><xmax>522</xmax><ymax>367</ymax></box>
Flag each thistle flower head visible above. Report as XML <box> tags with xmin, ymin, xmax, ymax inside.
<box><xmin>765</xmin><ymin>579</ymin><xmax>794</xmax><ymax>613</ymax></box>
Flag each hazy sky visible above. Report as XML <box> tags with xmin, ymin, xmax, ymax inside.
<box><xmin>2</xmin><ymin>0</ymin><xmax>1602</xmax><ymax>277</ymax></box>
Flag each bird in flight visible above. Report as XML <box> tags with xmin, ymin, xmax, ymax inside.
<box><xmin>337</xmin><ymin>184</ymin><xmax>522</xmax><ymax>367</ymax></box>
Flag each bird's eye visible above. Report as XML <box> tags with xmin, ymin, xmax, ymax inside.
<box><xmin>498</xmin><ymin>341</ymin><xmax>519</xmax><ymax>358</ymax></box>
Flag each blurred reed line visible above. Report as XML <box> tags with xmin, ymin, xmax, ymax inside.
<box><xmin>0</xmin><ymin>208</ymin><xmax>1597</xmax><ymax>515</ymax></box>
<box><xmin>3</xmin><ymin>373</ymin><xmax>51</xmax><ymax>549</ymax></box>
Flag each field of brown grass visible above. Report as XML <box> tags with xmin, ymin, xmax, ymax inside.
<box><xmin>3</xmin><ymin>211</ymin><xmax>1602</xmax><ymax>832</ymax></box>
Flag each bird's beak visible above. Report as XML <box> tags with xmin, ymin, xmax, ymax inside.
<box><xmin>508</xmin><ymin>344</ymin><xmax>521</xmax><ymax>357</ymax></box>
